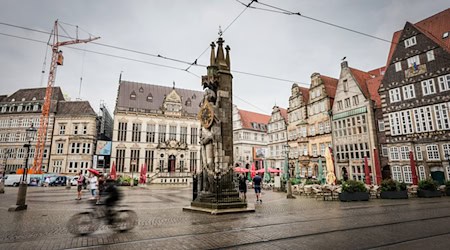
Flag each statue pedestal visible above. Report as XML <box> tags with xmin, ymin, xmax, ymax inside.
<box><xmin>184</xmin><ymin>173</ymin><xmax>254</xmax><ymax>215</ymax></box>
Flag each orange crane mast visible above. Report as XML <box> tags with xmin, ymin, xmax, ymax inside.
<box><xmin>30</xmin><ymin>20</ymin><xmax>99</xmax><ymax>174</ymax></box>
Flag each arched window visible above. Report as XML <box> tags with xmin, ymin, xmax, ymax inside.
<box><xmin>147</xmin><ymin>93</ymin><xmax>153</xmax><ymax>102</ymax></box>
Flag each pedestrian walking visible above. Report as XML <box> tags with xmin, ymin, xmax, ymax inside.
<box><xmin>89</xmin><ymin>173</ymin><xmax>98</xmax><ymax>200</ymax></box>
<box><xmin>253</xmin><ymin>173</ymin><xmax>262</xmax><ymax>203</ymax></box>
<box><xmin>76</xmin><ymin>171</ymin><xmax>84</xmax><ymax>200</ymax></box>
<box><xmin>238</xmin><ymin>173</ymin><xmax>247</xmax><ymax>201</ymax></box>
<box><xmin>96</xmin><ymin>174</ymin><xmax>105</xmax><ymax>204</ymax></box>
<box><xmin>44</xmin><ymin>176</ymin><xmax>51</xmax><ymax>187</ymax></box>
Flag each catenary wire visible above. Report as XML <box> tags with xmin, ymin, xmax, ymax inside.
<box><xmin>184</xmin><ymin>0</ymin><xmax>256</xmax><ymax>71</ymax></box>
<box><xmin>0</xmin><ymin>30</ymin><xmax>307</xmax><ymax>85</ymax></box>
<box><xmin>0</xmin><ymin>31</ymin><xmax>274</xmax><ymax>112</ymax></box>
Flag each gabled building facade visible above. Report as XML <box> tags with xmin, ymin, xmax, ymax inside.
<box><xmin>287</xmin><ymin>84</ymin><xmax>309</xmax><ymax>176</ymax></box>
<box><xmin>0</xmin><ymin>87</ymin><xmax>65</xmax><ymax>173</ymax></box>
<box><xmin>304</xmin><ymin>73</ymin><xmax>338</xmax><ymax>178</ymax></box>
<box><xmin>267</xmin><ymin>106</ymin><xmax>288</xmax><ymax>170</ymax></box>
<box><xmin>379</xmin><ymin>9</ymin><xmax>450</xmax><ymax>184</ymax></box>
<box><xmin>232</xmin><ymin>105</ymin><xmax>270</xmax><ymax>170</ymax></box>
<box><xmin>332</xmin><ymin>61</ymin><xmax>383</xmax><ymax>183</ymax></box>
<box><xmin>111</xmin><ymin>81</ymin><xmax>203</xmax><ymax>183</ymax></box>
<box><xmin>50</xmin><ymin>101</ymin><xmax>97</xmax><ymax>174</ymax></box>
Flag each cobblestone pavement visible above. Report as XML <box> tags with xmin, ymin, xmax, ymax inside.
<box><xmin>1</xmin><ymin>186</ymin><xmax>450</xmax><ymax>249</ymax></box>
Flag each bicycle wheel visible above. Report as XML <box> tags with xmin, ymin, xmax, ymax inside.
<box><xmin>67</xmin><ymin>212</ymin><xmax>100</xmax><ymax>236</ymax></box>
<box><xmin>111</xmin><ymin>210</ymin><xmax>137</xmax><ymax>232</ymax></box>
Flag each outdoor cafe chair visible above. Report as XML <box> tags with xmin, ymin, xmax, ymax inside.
<box><xmin>321</xmin><ymin>186</ymin><xmax>333</xmax><ymax>201</ymax></box>
<box><xmin>312</xmin><ymin>186</ymin><xmax>324</xmax><ymax>200</ymax></box>
<box><xmin>408</xmin><ymin>185</ymin><xmax>418</xmax><ymax>198</ymax></box>
<box><xmin>370</xmin><ymin>185</ymin><xmax>380</xmax><ymax>198</ymax></box>
<box><xmin>304</xmin><ymin>185</ymin><xmax>313</xmax><ymax>197</ymax></box>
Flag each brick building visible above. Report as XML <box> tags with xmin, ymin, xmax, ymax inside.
<box><xmin>379</xmin><ymin>9</ymin><xmax>450</xmax><ymax>184</ymax></box>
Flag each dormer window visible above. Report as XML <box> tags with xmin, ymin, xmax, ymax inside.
<box><xmin>442</xmin><ymin>32</ymin><xmax>448</xmax><ymax>39</ymax></box>
<box><xmin>21</xmin><ymin>98</ymin><xmax>25</xmax><ymax>101</ymax></box>
<box><xmin>147</xmin><ymin>93</ymin><xmax>153</xmax><ymax>102</ymax></box>
<box><xmin>11</xmin><ymin>98</ymin><xmax>15</xmax><ymax>102</ymax></box>
<box><xmin>32</xmin><ymin>97</ymin><xmax>36</xmax><ymax>101</ymax></box>
<box><xmin>404</xmin><ymin>36</ymin><xmax>417</xmax><ymax>48</ymax></box>
<box><xmin>185</xmin><ymin>98</ymin><xmax>191</xmax><ymax>107</ymax></box>
<box><xmin>139</xmin><ymin>87</ymin><xmax>144</xmax><ymax>93</ymax></box>
<box><xmin>192</xmin><ymin>94</ymin><xmax>196</xmax><ymax>99</ymax></box>
<box><xmin>130</xmin><ymin>91</ymin><xmax>137</xmax><ymax>100</ymax></box>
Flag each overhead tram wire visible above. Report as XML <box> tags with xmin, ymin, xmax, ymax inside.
<box><xmin>0</xmin><ymin>27</ymin><xmax>309</xmax><ymax>86</ymax></box>
<box><xmin>237</xmin><ymin>0</ymin><xmax>450</xmax><ymax>64</ymax></box>
<box><xmin>0</xmin><ymin>31</ymin><xmax>275</xmax><ymax>114</ymax></box>
<box><xmin>184</xmin><ymin>0</ymin><xmax>256</xmax><ymax>72</ymax></box>
<box><xmin>250</xmin><ymin>0</ymin><xmax>393</xmax><ymax>44</ymax></box>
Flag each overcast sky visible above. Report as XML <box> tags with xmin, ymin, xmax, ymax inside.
<box><xmin>0</xmin><ymin>0</ymin><xmax>448</xmax><ymax>115</ymax></box>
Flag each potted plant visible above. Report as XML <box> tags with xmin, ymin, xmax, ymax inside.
<box><xmin>418</xmin><ymin>179</ymin><xmax>442</xmax><ymax>198</ymax></box>
<box><xmin>444</xmin><ymin>181</ymin><xmax>450</xmax><ymax>196</ymax></box>
<box><xmin>339</xmin><ymin>180</ymin><xmax>369</xmax><ymax>202</ymax></box>
<box><xmin>380</xmin><ymin>179</ymin><xmax>408</xmax><ymax>199</ymax></box>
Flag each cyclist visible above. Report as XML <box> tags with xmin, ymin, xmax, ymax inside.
<box><xmin>103</xmin><ymin>177</ymin><xmax>121</xmax><ymax>225</ymax></box>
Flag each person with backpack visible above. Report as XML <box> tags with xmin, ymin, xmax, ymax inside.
<box><xmin>238</xmin><ymin>173</ymin><xmax>247</xmax><ymax>201</ymax></box>
<box><xmin>76</xmin><ymin>171</ymin><xmax>85</xmax><ymax>200</ymax></box>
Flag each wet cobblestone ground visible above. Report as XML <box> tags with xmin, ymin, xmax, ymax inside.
<box><xmin>1</xmin><ymin>186</ymin><xmax>450</xmax><ymax>249</ymax></box>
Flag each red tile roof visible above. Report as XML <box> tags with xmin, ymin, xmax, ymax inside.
<box><xmin>366</xmin><ymin>75</ymin><xmax>383</xmax><ymax>108</ymax></box>
<box><xmin>386</xmin><ymin>8</ymin><xmax>450</xmax><ymax>65</ymax></box>
<box><xmin>349</xmin><ymin>67</ymin><xmax>372</xmax><ymax>100</ymax></box>
<box><xmin>298</xmin><ymin>87</ymin><xmax>310</xmax><ymax>104</ymax></box>
<box><xmin>279</xmin><ymin>107</ymin><xmax>288</xmax><ymax>123</ymax></box>
<box><xmin>320</xmin><ymin>75</ymin><xmax>339</xmax><ymax>98</ymax></box>
<box><xmin>368</xmin><ymin>67</ymin><xmax>386</xmax><ymax>77</ymax></box>
<box><xmin>238</xmin><ymin>109</ymin><xmax>270</xmax><ymax>130</ymax></box>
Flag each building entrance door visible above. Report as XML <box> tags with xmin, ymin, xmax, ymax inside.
<box><xmin>431</xmin><ymin>171</ymin><xmax>445</xmax><ymax>185</ymax></box>
<box><xmin>168</xmin><ymin>155</ymin><xmax>176</xmax><ymax>173</ymax></box>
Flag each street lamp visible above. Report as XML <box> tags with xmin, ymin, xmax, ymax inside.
<box><xmin>9</xmin><ymin>124</ymin><xmax>37</xmax><ymax>211</ymax></box>
<box><xmin>282</xmin><ymin>144</ymin><xmax>295</xmax><ymax>199</ymax></box>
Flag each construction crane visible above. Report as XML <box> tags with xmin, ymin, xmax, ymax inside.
<box><xmin>30</xmin><ymin>20</ymin><xmax>99</xmax><ymax>174</ymax></box>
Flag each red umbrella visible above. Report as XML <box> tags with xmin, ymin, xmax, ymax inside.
<box><xmin>88</xmin><ymin>168</ymin><xmax>100</xmax><ymax>176</ymax></box>
<box><xmin>234</xmin><ymin>167</ymin><xmax>249</xmax><ymax>173</ymax></box>
<box><xmin>255</xmin><ymin>168</ymin><xmax>265</xmax><ymax>173</ymax></box>
<box><xmin>364</xmin><ymin>156</ymin><xmax>371</xmax><ymax>184</ymax></box>
<box><xmin>409</xmin><ymin>151</ymin><xmax>418</xmax><ymax>185</ymax></box>
<box><xmin>250</xmin><ymin>162</ymin><xmax>256</xmax><ymax>179</ymax></box>
<box><xmin>373</xmin><ymin>148</ymin><xmax>382</xmax><ymax>185</ymax></box>
<box><xmin>110</xmin><ymin>161</ymin><xmax>117</xmax><ymax>180</ymax></box>
<box><xmin>268</xmin><ymin>167</ymin><xmax>281</xmax><ymax>173</ymax></box>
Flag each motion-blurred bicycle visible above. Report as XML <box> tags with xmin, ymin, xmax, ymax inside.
<box><xmin>67</xmin><ymin>201</ymin><xmax>137</xmax><ymax>236</ymax></box>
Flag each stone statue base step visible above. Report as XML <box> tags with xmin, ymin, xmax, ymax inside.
<box><xmin>183</xmin><ymin>203</ymin><xmax>255</xmax><ymax>215</ymax></box>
